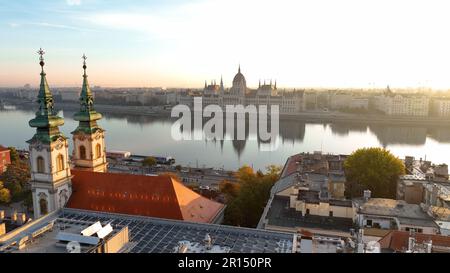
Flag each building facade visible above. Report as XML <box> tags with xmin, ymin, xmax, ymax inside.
<box><xmin>373</xmin><ymin>87</ymin><xmax>430</xmax><ymax>116</ymax></box>
<box><xmin>183</xmin><ymin>66</ymin><xmax>306</xmax><ymax>114</ymax></box>
<box><xmin>28</xmin><ymin>50</ymin><xmax>72</xmax><ymax>219</ymax></box>
<box><xmin>431</xmin><ymin>98</ymin><xmax>450</xmax><ymax>117</ymax></box>
<box><xmin>71</xmin><ymin>56</ymin><xmax>108</xmax><ymax>173</ymax></box>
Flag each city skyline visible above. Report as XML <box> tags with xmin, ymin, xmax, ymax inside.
<box><xmin>2</xmin><ymin>0</ymin><xmax>450</xmax><ymax>89</ymax></box>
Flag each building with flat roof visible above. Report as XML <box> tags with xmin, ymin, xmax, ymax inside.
<box><xmin>0</xmin><ymin>208</ymin><xmax>295</xmax><ymax>253</ymax></box>
<box><xmin>354</xmin><ymin>197</ymin><xmax>439</xmax><ymax>235</ymax></box>
<box><xmin>258</xmin><ymin>152</ymin><xmax>353</xmax><ymax>237</ymax></box>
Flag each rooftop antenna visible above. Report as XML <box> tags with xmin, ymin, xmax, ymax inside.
<box><xmin>320</xmin><ymin>137</ymin><xmax>324</xmax><ymax>153</ymax></box>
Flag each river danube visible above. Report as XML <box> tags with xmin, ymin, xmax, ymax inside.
<box><xmin>2</xmin><ymin>108</ymin><xmax>450</xmax><ymax>171</ymax></box>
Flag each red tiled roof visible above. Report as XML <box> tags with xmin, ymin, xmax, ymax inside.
<box><xmin>67</xmin><ymin>170</ymin><xmax>225</xmax><ymax>223</ymax></box>
<box><xmin>378</xmin><ymin>230</ymin><xmax>450</xmax><ymax>252</ymax></box>
<box><xmin>0</xmin><ymin>145</ymin><xmax>9</xmax><ymax>152</ymax></box>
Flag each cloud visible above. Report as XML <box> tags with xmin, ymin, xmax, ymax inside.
<box><xmin>8</xmin><ymin>23</ymin><xmax>20</xmax><ymax>28</ymax></box>
<box><xmin>66</xmin><ymin>0</ymin><xmax>81</xmax><ymax>6</ymax></box>
<box><xmin>30</xmin><ymin>22</ymin><xmax>94</xmax><ymax>32</ymax></box>
<box><xmin>75</xmin><ymin>0</ymin><xmax>450</xmax><ymax>88</ymax></box>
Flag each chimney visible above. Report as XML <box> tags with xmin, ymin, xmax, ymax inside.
<box><xmin>425</xmin><ymin>240</ymin><xmax>432</xmax><ymax>253</ymax></box>
<box><xmin>408</xmin><ymin>237</ymin><xmax>416</xmax><ymax>252</ymax></box>
<box><xmin>363</xmin><ymin>190</ymin><xmax>371</xmax><ymax>201</ymax></box>
<box><xmin>204</xmin><ymin>234</ymin><xmax>212</xmax><ymax>250</ymax></box>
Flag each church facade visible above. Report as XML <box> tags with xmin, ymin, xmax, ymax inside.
<box><xmin>28</xmin><ymin>49</ymin><xmax>72</xmax><ymax>219</ymax></box>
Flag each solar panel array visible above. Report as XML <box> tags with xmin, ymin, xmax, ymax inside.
<box><xmin>60</xmin><ymin>209</ymin><xmax>294</xmax><ymax>253</ymax></box>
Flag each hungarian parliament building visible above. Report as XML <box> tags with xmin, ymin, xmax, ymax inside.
<box><xmin>179</xmin><ymin>66</ymin><xmax>306</xmax><ymax>114</ymax></box>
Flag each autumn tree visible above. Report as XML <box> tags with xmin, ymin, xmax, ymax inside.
<box><xmin>0</xmin><ymin>160</ymin><xmax>31</xmax><ymax>201</ymax></box>
<box><xmin>0</xmin><ymin>181</ymin><xmax>11</xmax><ymax>204</ymax></box>
<box><xmin>344</xmin><ymin>147</ymin><xmax>405</xmax><ymax>199</ymax></box>
<box><xmin>223</xmin><ymin>165</ymin><xmax>281</xmax><ymax>227</ymax></box>
<box><xmin>8</xmin><ymin>147</ymin><xmax>19</xmax><ymax>163</ymax></box>
<box><xmin>219</xmin><ymin>180</ymin><xmax>240</xmax><ymax>202</ymax></box>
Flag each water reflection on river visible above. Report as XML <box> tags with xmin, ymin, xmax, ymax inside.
<box><xmin>1</xmin><ymin>108</ymin><xmax>450</xmax><ymax>170</ymax></box>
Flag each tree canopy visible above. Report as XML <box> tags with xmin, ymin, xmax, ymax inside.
<box><xmin>219</xmin><ymin>180</ymin><xmax>240</xmax><ymax>202</ymax></box>
<box><xmin>7</xmin><ymin>147</ymin><xmax>19</xmax><ymax>163</ymax></box>
<box><xmin>0</xmin><ymin>181</ymin><xmax>11</xmax><ymax>204</ymax></box>
<box><xmin>0</xmin><ymin>160</ymin><xmax>31</xmax><ymax>202</ymax></box>
<box><xmin>142</xmin><ymin>157</ymin><xmax>157</xmax><ymax>167</ymax></box>
<box><xmin>222</xmin><ymin>165</ymin><xmax>281</xmax><ymax>227</ymax></box>
<box><xmin>344</xmin><ymin>147</ymin><xmax>405</xmax><ymax>199</ymax></box>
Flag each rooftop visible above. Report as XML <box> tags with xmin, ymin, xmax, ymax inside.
<box><xmin>67</xmin><ymin>170</ymin><xmax>225</xmax><ymax>223</ymax></box>
<box><xmin>0</xmin><ymin>208</ymin><xmax>294</xmax><ymax>253</ymax></box>
<box><xmin>265</xmin><ymin>196</ymin><xmax>354</xmax><ymax>233</ymax></box>
<box><xmin>429</xmin><ymin>206</ymin><xmax>450</xmax><ymax>221</ymax></box>
<box><xmin>355</xmin><ymin>198</ymin><xmax>438</xmax><ymax>228</ymax></box>
<box><xmin>378</xmin><ymin>230</ymin><xmax>450</xmax><ymax>253</ymax></box>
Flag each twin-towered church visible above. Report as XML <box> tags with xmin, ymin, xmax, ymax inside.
<box><xmin>28</xmin><ymin>49</ymin><xmax>224</xmax><ymax>223</ymax></box>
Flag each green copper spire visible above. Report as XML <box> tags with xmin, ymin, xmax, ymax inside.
<box><xmin>28</xmin><ymin>48</ymin><xmax>65</xmax><ymax>144</ymax></box>
<box><xmin>79</xmin><ymin>54</ymin><xmax>95</xmax><ymax>113</ymax></box>
<box><xmin>72</xmin><ymin>54</ymin><xmax>103</xmax><ymax>135</ymax></box>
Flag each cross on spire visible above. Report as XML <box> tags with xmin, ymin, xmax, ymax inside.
<box><xmin>37</xmin><ymin>48</ymin><xmax>45</xmax><ymax>59</ymax></box>
<box><xmin>82</xmin><ymin>53</ymin><xmax>88</xmax><ymax>76</ymax></box>
<box><xmin>37</xmin><ymin>48</ymin><xmax>45</xmax><ymax>72</ymax></box>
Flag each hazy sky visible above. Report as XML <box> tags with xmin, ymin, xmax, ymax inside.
<box><xmin>1</xmin><ymin>0</ymin><xmax>450</xmax><ymax>89</ymax></box>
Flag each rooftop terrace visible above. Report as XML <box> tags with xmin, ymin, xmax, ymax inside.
<box><xmin>0</xmin><ymin>208</ymin><xmax>295</xmax><ymax>253</ymax></box>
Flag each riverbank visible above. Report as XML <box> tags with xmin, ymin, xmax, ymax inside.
<box><xmin>280</xmin><ymin>112</ymin><xmax>450</xmax><ymax>126</ymax></box>
<box><xmin>4</xmin><ymin>97</ymin><xmax>450</xmax><ymax>126</ymax></box>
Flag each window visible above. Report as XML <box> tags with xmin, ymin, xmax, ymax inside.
<box><xmin>95</xmin><ymin>144</ymin><xmax>102</xmax><ymax>159</ymax></box>
<box><xmin>329</xmin><ymin>211</ymin><xmax>333</xmax><ymax>217</ymax></box>
<box><xmin>366</xmin><ymin>219</ymin><xmax>373</xmax><ymax>227</ymax></box>
<box><xmin>79</xmin><ymin>145</ymin><xmax>86</xmax><ymax>159</ymax></box>
<box><xmin>306</xmin><ymin>209</ymin><xmax>310</xmax><ymax>215</ymax></box>
<box><xmin>56</xmin><ymin>154</ymin><xmax>64</xmax><ymax>172</ymax></box>
<box><xmin>37</xmin><ymin>156</ymin><xmax>45</xmax><ymax>173</ymax></box>
<box><xmin>39</xmin><ymin>198</ymin><xmax>48</xmax><ymax>215</ymax></box>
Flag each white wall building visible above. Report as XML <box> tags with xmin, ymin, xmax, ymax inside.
<box><xmin>431</xmin><ymin>99</ymin><xmax>450</xmax><ymax>117</ymax></box>
<box><xmin>373</xmin><ymin>88</ymin><xmax>429</xmax><ymax>116</ymax></box>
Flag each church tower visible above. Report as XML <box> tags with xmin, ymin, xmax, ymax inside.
<box><xmin>28</xmin><ymin>48</ymin><xmax>72</xmax><ymax>219</ymax></box>
<box><xmin>71</xmin><ymin>54</ymin><xmax>108</xmax><ymax>172</ymax></box>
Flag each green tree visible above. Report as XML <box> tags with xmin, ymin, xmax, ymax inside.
<box><xmin>175</xmin><ymin>165</ymin><xmax>182</xmax><ymax>171</ymax></box>
<box><xmin>142</xmin><ymin>157</ymin><xmax>157</xmax><ymax>167</ymax></box>
<box><xmin>344</xmin><ymin>147</ymin><xmax>405</xmax><ymax>199</ymax></box>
